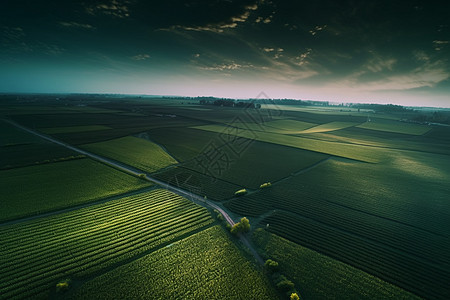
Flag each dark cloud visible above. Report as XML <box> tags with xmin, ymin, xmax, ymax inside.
<box><xmin>0</xmin><ymin>0</ymin><xmax>449</xmax><ymax>105</ymax></box>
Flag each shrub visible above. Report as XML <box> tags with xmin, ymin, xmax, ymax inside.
<box><xmin>56</xmin><ymin>279</ymin><xmax>70</xmax><ymax>293</ymax></box>
<box><xmin>290</xmin><ymin>292</ymin><xmax>300</xmax><ymax>300</ymax></box>
<box><xmin>264</xmin><ymin>259</ymin><xmax>279</xmax><ymax>273</ymax></box>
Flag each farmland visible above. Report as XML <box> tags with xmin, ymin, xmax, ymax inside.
<box><xmin>68</xmin><ymin>226</ymin><xmax>278</xmax><ymax>299</ymax></box>
<box><xmin>0</xmin><ymin>158</ymin><xmax>151</xmax><ymax>222</ymax></box>
<box><xmin>253</xmin><ymin>229</ymin><xmax>420</xmax><ymax>299</ymax></box>
<box><xmin>227</xmin><ymin>157</ymin><xmax>450</xmax><ymax>299</ymax></box>
<box><xmin>0</xmin><ymin>189</ymin><xmax>215</xmax><ymax>299</ymax></box>
<box><xmin>81</xmin><ymin>136</ymin><xmax>178</xmax><ymax>173</ymax></box>
<box><xmin>2</xmin><ymin>96</ymin><xmax>450</xmax><ymax>299</ymax></box>
<box><xmin>40</xmin><ymin>125</ymin><xmax>111</xmax><ymax>134</ymax></box>
<box><xmin>182</xmin><ymin>140</ymin><xmax>329</xmax><ymax>189</ymax></box>
<box><xmin>357</xmin><ymin>119</ymin><xmax>432</xmax><ymax>135</ymax></box>
<box><xmin>192</xmin><ymin>123</ymin><xmax>389</xmax><ymax>162</ymax></box>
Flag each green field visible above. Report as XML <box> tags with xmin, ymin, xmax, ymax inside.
<box><xmin>0</xmin><ymin>158</ymin><xmax>151</xmax><ymax>222</ymax></box>
<box><xmin>40</xmin><ymin>125</ymin><xmax>111</xmax><ymax>134</ymax></box>
<box><xmin>154</xmin><ymin>166</ymin><xmax>243</xmax><ymax>201</ymax></box>
<box><xmin>225</xmin><ymin>119</ymin><xmax>316</xmax><ymax>135</ymax></box>
<box><xmin>193</xmin><ymin>124</ymin><xmax>389</xmax><ymax>162</ymax></box>
<box><xmin>69</xmin><ymin>226</ymin><xmax>278</xmax><ymax>300</ymax></box>
<box><xmin>357</xmin><ymin>119</ymin><xmax>431</xmax><ymax>135</ymax></box>
<box><xmin>253</xmin><ymin>229</ymin><xmax>420</xmax><ymax>299</ymax></box>
<box><xmin>147</xmin><ymin>127</ymin><xmax>226</xmax><ymax>162</ymax></box>
<box><xmin>0</xmin><ymin>120</ymin><xmax>41</xmax><ymax>146</ymax></box>
<box><xmin>227</xmin><ymin>157</ymin><xmax>450</xmax><ymax>299</ymax></box>
<box><xmin>182</xmin><ymin>140</ymin><xmax>329</xmax><ymax>189</ymax></box>
<box><xmin>299</xmin><ymin>121</ymin><xmax>360</xmax><ymax>133</ymax></box>
<box><xmin>2</xmin><ymin>98</ymin><xmax>450</xmax><ymax>299</ymax></box>
<box><xmin>0</xmin><ymin>189</ymin><xmax>214</xmax><ymax>299</ymax></box>
<box><xmin>81</xmin><ymin>136</ymin><xmax>178</xmax><ymax>173</ymax></box>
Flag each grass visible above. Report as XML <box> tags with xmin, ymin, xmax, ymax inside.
<box><xmin>0</xmin><ymin>189</ymin><xmax>214</xmax><ymax>299</ymax></box>
<box><xmin>253</xmin><ymin>229</ymin><xmax>420</xmax><ymax>300</ymax></box>
<box><xmin>0</xmin><ymin>158</ymin><xmax>151</xmax><ymax>222</ymax></box>
<box><xmin>68</xmin><ymin>226</ymin><xmax>278</xmax><ymax>300</ymax></box>
<box><xmin>39</xmin><ymin>125</ymin><xmax>111</xmax><ymax>134</ymax></box>
<box><xmin>357</xmin><ymin>119</ymin><xmax>431</xmax><ymax>135</ymax></box>
<box><xmin>81</xmin><ymin>136</ymin><xmax>178</xmax><ymax>173</ymax></box>
<box><xmin>192</xmin><ymin>124</ymin><xmax>389</xmax><ymax>163</ymax></box>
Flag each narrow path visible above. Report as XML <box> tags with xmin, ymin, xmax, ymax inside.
<box><xmin>3</xmin><ymin>118</ymin><xmax>264</xmax><ymax>265</ymax></box>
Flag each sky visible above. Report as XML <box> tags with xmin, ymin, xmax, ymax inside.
<box><xmin>0</xmin><ymin>0</ymin><xmax>449</xmax><ymax>107</ymax></box>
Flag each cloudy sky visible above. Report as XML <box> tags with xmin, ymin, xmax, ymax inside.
<box><xmin>1</xmin><ymin>0</ymin><xmax>449</xmax><ymax>107</ymax></box>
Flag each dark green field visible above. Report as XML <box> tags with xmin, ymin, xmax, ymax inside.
<box><xmin>1</xmin><ymin>96</ymin><xmax>450</xmax><ymax>299</ymax></box>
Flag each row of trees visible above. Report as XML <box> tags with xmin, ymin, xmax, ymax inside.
<box><xmin>199</xmin><ymin>99</ymin><xmax>261</xmax><ymax>108</ymax></box>
<box><xmin>265</xmin><ymin>259</ymin><xmax>302</xmax><ymax>299</ymax></box>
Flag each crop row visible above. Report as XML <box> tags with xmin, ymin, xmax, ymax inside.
<box><xmin>0</xmin><ymin>189</ymin><xmax>214</xmax><ymax>299</ymax></box>
<box><xmin>80</xmin><ymin>136</ymin><xmax>178</xmax><ymax>174</ymax></box>
<box><xmin>263</xmin><ymin>212</ymin><xmax>450</xmax><ymax>300</ymax></box>
<box><xmin>226</xmin><ymin>163</ymin><xmax>450</xmax><ymax>267</ymax></box>
<box><xmin>69</xmin><ymin>225</ymin><xmax>278</xmax><ymax>300</ymax></box>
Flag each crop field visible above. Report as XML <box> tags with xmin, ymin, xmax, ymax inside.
<box><xmin>0</xmin><ymin>119</ymin><xmax>87</xmax><ymax>169</ymax></box>
<box><xmin>81</xmin><ymin>136</ymin><xmax>178</xmax><ymax>173</ymax></box>
<box><xmin>227</xmin><ymin>157</ymin><xmax>450</xmax><ymax>299</ymax></box>
<box><xmin>39</xmin><ymin>125</ymin><xmax>111</xmax><ymax>134</ymax></box>
<box><xmin>3</xmin><ymin>98</ymin><xmax>450</xmax><ymax>299</ymax></box>
<box><xmin>68</xmin><ymin>226</ymin><xmax>278</xmax><ymax>299</ymax></box>
<box><xmin>1</xmin><ymin>142</ymin><xmax>83</xmax><ymax>169</ymax></box>
<box><xmin>0</xmin><ymin>189</ymin><xmax>214</xmax><ymax>299</ymax></box>
<box><xmin>192</xmin><ymin>124</ymin><xmax>389</xmax><ymax>162</ymax></box>
<box><xmin>182</xmin><ymin>140</ymin><xmax>329</xmax><ymax>189</ymax></box>
<box><xmin>263</xmin><ymin>119</ymin><xmax>316</xmax><ymax>133</ymax></box>
<box><xmin>146</xmin><ymin>127</ymin><xmax>230</xmax><ymax>162</ymax></box>
<box><xmin>357</xmin><ymin>119</ymin><xmax>431</xmax><ymax>135</ymax></box>
<box><xmin>0</xmin><ymin>120</ymin><xmax>41</xmax><ymax>146</ymax></box>
<box><xmin>154</xmin><ymin>166</ymin><xmax>243</xmax><ymax>201</ymax></box>
<box><xmin>253</xmin><ymin>229</ymin><xmax>420</xmax><ymax>299</ymax></box>
<box><xmin>0</xmin><ymin>158</ymin><xmax>151</xmax><ymax>222</ymax></box>
<box><xmin>225</xmin><ymin>119</ymin><xmax>316</xmax><ymax>135</ymax></box>
<box><xmin>299</xmin><ymin>121</ymin><xmax>360</xmax><ymax>133</ymax></box>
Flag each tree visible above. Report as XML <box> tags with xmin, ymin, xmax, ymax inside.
<box><xmin>230</xmin><ymin>217</ymin><xmax>251</xmax><ymax>234</ymax></box>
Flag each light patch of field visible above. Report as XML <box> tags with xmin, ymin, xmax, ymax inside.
<box><xmin>69</xmin><ymin>226</ymin><xmax>278</xmax><ymax>300</ymax></box>
<box><xmin>183</xmin><ymin>107</ymin><xmax>213</xmax><ymax>111</ymax></box>
<box><xmin>253</xmin><ymin>229</ymin><xmax>421</xmax><ymax>300</ymax></box>
<box><xmin>390</xmin><ymin>151</ymin><xmax>450</xmax><ymax>181</ymax></box>
<box><xmin>300</xmin><ymin>121</ymin><xmax>360</xmax><ymax>133</ymax></box>
<box><xmin>81</xmin><ymin>136</ymin><xmax>177</xmax><ymax>173</ymax></box>
<box><xmin>261</xmin><ymin>104</ymin><xmax>372</xmax><ymax>114</ymax></box>
<box><xmin>265</xmin><ymin>119</ymin><xmax>316</xmax><ymax>131</ymax></box>
<box><xmin>40</xmin><ymin>125</ymin><xmax>111</xmax><ymax>134</ymax></box>
<box><xmin>226</xmin><ymin>119</ymin><xmax>315</xmax><ymax>135</ymax></box>
<box><xmin>192</xmin><ymin>124</ymin><xmax>389</xmax><ymax>163</ymax></box>
<box><xmin>0</xmin><ymin>158</ymin><xmax>151</xmax><ymax>222</ymax></box>
<box><xmin>357</xmin><ymin>120</ymin><xmax>431</xmax><ymax>135</ymax></box>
